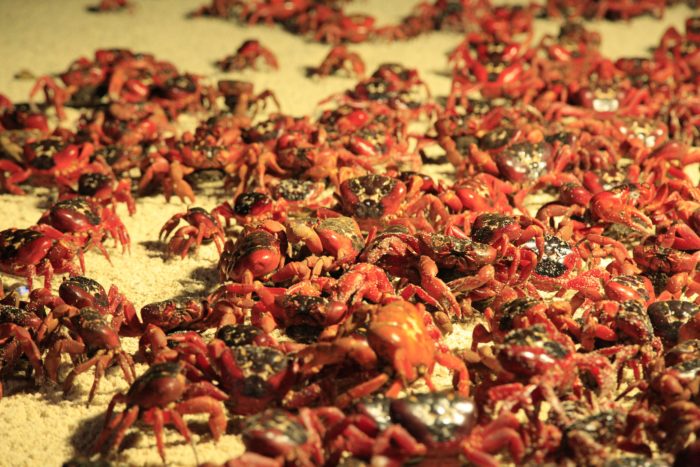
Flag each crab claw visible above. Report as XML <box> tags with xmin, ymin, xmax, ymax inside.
<box><xmin>662</xmin><ymin>223</ymin><xmax>700</xmax><ymax>251</ymax></box>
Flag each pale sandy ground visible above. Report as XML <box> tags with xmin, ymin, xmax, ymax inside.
<box><xmin>0</xmin><ymin>0</ymin><xmax>697</xmax><ymax>465</ymax></box>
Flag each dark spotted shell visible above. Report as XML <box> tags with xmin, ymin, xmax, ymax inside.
<box><xmin>353</xmin><ymin>395</ymin><xmax>393</xmax><ymax>431</ymax></box>
<box><xmin>0</xmin><ymin>228</ymin><xmax>45</xmax><ymax>262</ymax></box>
<box><xmin>495</xmin><ymin>141</ymin><xmax>551</xmax><ymax>182</ymax></box>
<box><xmin>343</xmin><ymin>175</ymin><xmax>400</xmax><ymax>218</ymax></box>
<box><xmin>59</xmin><ymin>276</ymin><xmax>108</xmax><ymax>309</ymax></box>
<box><xmin>275</xmin><ymin>179</ymin><xmax>315</xmax><ymax>201</ymax></box>
<box><xmin>0</xmin><ymin>304</ymin><xmax>36</xmax><ymax>326</ymax></box>
<box><xmin>525</xmin><ymin>235</ymin><xmax>573</xmax><ymax>279</ymax></box>
<box><xmin>648</xmin><ymin>301</ymin><xmax>700</xmax><ymax>347</ymax></box>
<box><xmin>502</xmin><ymin>325</ymin><xmax>570</xmax><ymax>359</ymax></box>
<box><xmin>217</xmin><ymin>324</ymin><xmax>264</xmax><ymax>347</ymax></box>
<box><xmin>424</xmin><ymin>234</ymin><xmax>495</xmax><ymax>271</ymax></box>
<box><xmin>232</xmin><ymin>346</ymin><xmax>288</xmax><ymax>398</ymax></box>
<box><xmin>497</xmin><ymin>298</ymin><xmax>541</xmax><ymax>331</ymax></box>
<box><xmin>470</xmin><ymin>213</ymin><xmax>514</xmax><ymax>244</ymax></box>
<box><xmin>233</xmin><ymin>192</ymin><xmax>272</xmax><ymax>215</ymax></box>
<box><xmin>48</xmin><ymin>198</ymin><xmax>101</xmax><ymax>226</ymax></box>
<box><xmin>78</xmin><ymin>172</ymin><xmax>111</xmax><ymax>196</ymax></box>
<box><xmin>389</xmin><ymin>392</ymin><xmax>477</xmax><ymax>445</ymax></box>
<box><xmin>26</xmin><ymin>138</ymin><xmax>63</xmax><ymax>169</ymax></box>
<box><xmin>665</xmin><ymin>339</ymin><xmax>700</xmax><ymax>366</ymax></box>
<box><xmin>615</xmin><ymin>300</ymin><xmax>654</xmax><ymax>344</ymax></box>
<box><xmin>242</xmin><ymin>409</ymin><xmax>308</xmax><ymax>448</ymax></box>
<box><xmin>479</xmin><ymin>127</ymin><xmax>514</xmax><ymax>150</ymax></box>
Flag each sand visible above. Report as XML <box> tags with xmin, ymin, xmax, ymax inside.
<box><xmin>0</xmin><ymin>0</ymin><xmax>697</xmax><ymax>465</ymax></box>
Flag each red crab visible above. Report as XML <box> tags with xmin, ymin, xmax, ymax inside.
<box><xmin>298</xmin><ymin>300</ymin><xmax>470</xmax><ymax>406</ymax></box>
<box><xmin>217</xmin><ymin>262</ymin><xmax>395</xmax><ymax>333</ymax></box>
<box><xmin>648</xmin><ymin>343</ymin><xmax>700</xmax><ymax>407</ymax></box>
<box><xmin>228</xmin><ymin>142</ymin><xmax>289</xmax><ymax>195</ymax></box>
<box><xmin>88</xmin><ymin>0</ymin><xmax>132</xmax><ymax>12</ymax></box>
<box><xmin>0</xmin><ymin>102</ymin><xmax>50</xmax><ymax>133</ymax></box>
<box><xmin>472</xmin><ymin>297</ymin><xmax>579</xmax><ymax>348</ymax></box>
<box><xmin>373</xmin><ymin>3</ymin><xmax>420</xmax><ymax>37</ymax></box>
<box><xmin>333</xmin><ymin>65</ymin><xmax>435</xmax><ymax>118</ymax></box>
<box><xmin>93</xmin><ymin>361</ymin><xmax>228</xmax><ymax>462</ymax></box>
<box><xmin>634</xmin><ymin>235</ymin><xmax>700</xmax><ymax>274</ymax></box>
<box><xmin>212</xmin><ymin>192</ymin><xmax>288</xmax><ymax>227</ymax></box>
<box><xmin>88</xmin><ymin>101</ymin><xmax>170</xmax><ymax>148</ymax></box>
<box><xmin>571</xmin><ymin>268</ymin><xmax>655</xmax><ymax>302</ymax></box>
<box><xmin>217</xmin><ymin>39</ymin><xmax>279</xmax><ymax>72</ymax></box>
<box><xmin>308</xmin><ymin>45</ymin><xmax>365</xmax><ymax>78</ymax></box>
<box><xmin>86</xmin><ymin>144</ymin><xmax>142</xmax><ymax>177</ymax></box>
<box><xmin>226</xmin><ymin>407</ymin><xmax>341</xmax><ymax>466</ymax></box>
<box><xmin>271</xmin><ymin>178</ymin><xmax>331</xmax><ymax>209</ymax></box>
<box><xmin>59</xmin><ymin>171</ymin><xmax>136</xmax><ymax>216</ymax></box>
<box><xmin>464</xmin><ymin>212</ymin><xmax>545</xmax><ymax>284</ymax></box>
<box><xmin>314</xmin><ymin>13</ymin><xmax>376</xmax><ymax>45</ymax></box>
<box><xmin>324</xmin><ymin>262</ymin><xmax>396</xmax><ymax>307</ymax></box>
<box><xmin>399</xmin><ymin>253</ymin><xmax>495</xmax><ymax>320</ymax></box>
<box><xmin>323</xmin><ymin>393</ymin><xmax>430</xmax><ymax>463</ymax></box>
<box><xmin>560</xmin><ymin>410</ymin><xmax>630</xmax><ymax>465</ymax></box>
<box><xmin>447</xmin><ymin>36</ymin><xmax>539</xmax><ymax>107</ymax></box>
<box><xmin>60</xmin><ymin>53</ymin><xmax>110</xmax><ymax>91</ymax></box>
<box><xmin>587</xmin><ymin>183</ymin><xmax>659</xmax><ymax>235</ymax></box>
<box><xmin>484</xmin><ymin>324</ymin><xmax>629</xmax><ymax>420</ymax></box>
<box><xmin>30</xmin><ymin>274</ymin><xmax>139</xmax><ymax>337</ymax></box>
<box><xmin>438</xmin><ymin>174</ymin><xmax>514</xmax><ymax>214</ymax></box>
<box><xmin>329</xmin><ymin>391</ymin><xmax>524</xmax><ymax>466</ymax></box>
<box><xmin>159</xmin><ymin>207</ymin><xmax>225</xmax><ymax>258</ymax></box>
<box><xmin>0</xmin><ymin>304</ymin><xmax>45</xmax><ymax>398</ymax></box>
<box><xmin>139</xmin><ymin>153</ymin><xmax>200</xmax><ymax>203</ymax></box>
<box><xmin>218</xmin><ymin>220</ymin><xmax>286</xmax><ymax>284</ymax></box>
<box><xmin>135</xmin><ymin>296</ymin><xmax>235</xmax><ymax>333</ymax></box>
<box><xmin>215</xmin><ymin>323</ymin><xmax>282</xmax><ymax>349</ymax></box>
<box><xmin>647</xmin><ymin>301</ymin><xmax>700</xmax><ymax>348</ymax></box>
<box><xmin>218</xmin><ymin>79</ymin><xmax>280</xmax><ymax>118</ymax></box>
<box><xmin>546</xmin><ymin>0</ymin><xmax>665</xmax><ymax>20</ymax></box>
<box><xmin>140</xmin><ymin>327</ymin><xmax>301</xmax><ymax>414</ymax></box>
<box><xmin>0</xmin><ymin>138</ymin><xmax>97</xmax><ymax>194</ymax></box>
<box><xmin>105</xmin><ymin>54</ymin><xmax>165</xmax><ymax>103</ymax></box>
<box><xmin>206</xmin><ymin>338</ymin><xmax>298</xmax><ymax>415</ymax></box>
<box><xmin>578</xmin><ymin>299</ymin><xmax>660</xmax><ymax>353</ymax></box>
<box><xmin>273</xmin><ymin>215</ymin><xmax>365</xmax><ymax>282</ymax></box>
<box><xmin>0</xmin><ymin>226</ymin><xmax>83</xmax><ymax>289</ymax></box>
<box><xmin>446</xmin><ymin>123</ymin><xmax>556</xmax><ymax>188</ymax></box>
<box><xmin>244</xmin><ymin>0</ymin><xmax>311</xmax><ymax>25</ymax></box>
<box><xmin>40</xmin><ymin>306</ymin><xmax>135</xmax><ymax>404</ymax></box>
<box><xmin>152</xmin><ymin>73</ymin><xmax>218</xmax><ymax>118</ymax></box>
<box><xmin>538</xmin><ymin>21</ymin><xmax>601</xmax><ymax>62</ymax></box>
<box><xmin>37</xmin><ymin>197</ymin><xmax>130</xmax><ymax>261</ymax></box>
<box><xmin>211</xmin><ymin>278</ymin><xmax>348</xmax><ymax>334</ymax></box>
<box><xmin>417</xmin><ymin>232</ymin><xmax>498</xmax><ymax>276</ymax></box>
<box><xmin>360</xmin><ymin>227</ymin><xmax>500</xmax><ymax>316</ymax></box>
<box><xmin>139</xmin><ymin>323</ymin><xmax>292</xmax><ymax>366</ymax></box>
<box><xmin>594</xmin><ymin>0</ymin><xmax>665</xmax><ymax>21</ymax></box>
<box><xmin>384</xmin><ymin>392</ymin><xmax>527</xmax><ymax>466</ymax></box>
<box><xmin>337</xmin><ymin>174</ymin><xmax>407</xmax><ymax>221</ymax></box>
<box><xmin>138</xmin><ymin>137</ymin><xmax>234</xmax><ymax>204</ymax></box>
<box><xmin>520</xmin><ymin>234</ymin><xmax>583</xmax><ymax>293</ymax></box>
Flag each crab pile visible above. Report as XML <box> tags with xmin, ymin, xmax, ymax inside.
<box><xmin>4</xmin><ymin>0</ymin><xmax>700</xmax><ymax>466</ymax></box>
